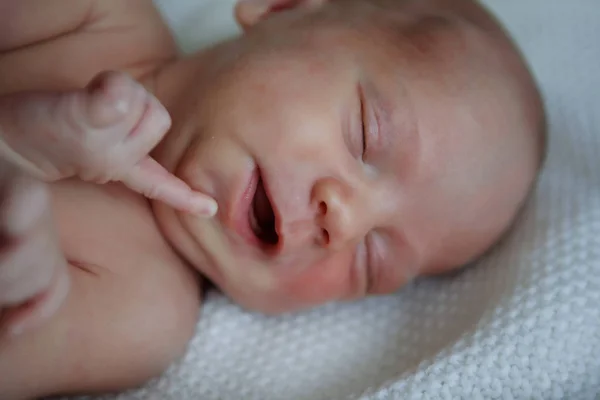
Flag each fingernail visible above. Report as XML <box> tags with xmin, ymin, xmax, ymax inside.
<box><xmin>160</xmin><ymin>112</ymin><xmax>172</xmax><ymax>132</ymax></box>
<box><xmin>114</xmin><ymin>99</ymin><xmax>129</xmax><ymax>114</ymax></box>
<box><xmin>192</xmin><ymin>197</ymin><xmax>218</xmax><ymax>217</ymax></box>
<box><xmin>9</xmin><ymin>323</ymin><xmax>25</xmax><ymax>338</ymax></box>
<box><xmin>155</xmin><ymin>101</ymin><xmax>172</xmax><ymax>131</ymax></box>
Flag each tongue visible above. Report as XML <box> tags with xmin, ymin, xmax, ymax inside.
<box><xmin>253</xmin><ymin>180</ymin><xmax>275</xmax><ymax>231</ymax></box>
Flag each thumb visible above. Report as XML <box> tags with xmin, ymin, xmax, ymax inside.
<box><xmin>121</xmin><ymin>157</ymin><xmax>218</xmax><ymax>217</ymax></box>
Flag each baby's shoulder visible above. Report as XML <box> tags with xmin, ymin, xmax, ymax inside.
<box><xmin>51</xmin><ymin>180</ymin><xmax>180</xmax><ymax>271</ymax></box>
<box><xmin>0</xmin><ymin>179</ymin><xmax>201</xmax><ymax>399</ymax></box>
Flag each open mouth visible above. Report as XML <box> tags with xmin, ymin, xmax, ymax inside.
<box><xmin>248</xmin><ymin>176</ymin><xmax>279</xmax><ymax>247</ymax></box>
<box><xmin>248</xmin><ymin>173</ymin><xmax>279</xmax><ymax>246</ymax></box>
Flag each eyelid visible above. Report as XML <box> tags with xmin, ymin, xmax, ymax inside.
<box><xmin>359</xmin><ymin>85</ymin><xmax>368</xmax><ymax>158</ymax></box>
<box><xmin>363</xmin><ymin>233</ymin><xmax>378</xmax><ymax>294</ymax></box>
<box><xmin>365</xmin><ymin>232</ymin><xmax>387</xmax><ymax>294</ymax></box>
<box><xmin>357</xmin><ymin>239</ymin><xmax>373</xmax><ymax>295</ymax></box>
<box><xmin>359</xmin><ymin>85</ymin><xmax>380</xmax><ymax>160</ymax></box>
<box><xmin>353</xmin><ymin>240</ymin><xmax>370</xmax><ymax>294</ymax></box>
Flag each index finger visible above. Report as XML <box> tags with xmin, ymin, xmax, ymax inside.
<box><xmin>121</xmin><ymin>157</ymin><xmax>218</xmax><ymax>217</ymax></box>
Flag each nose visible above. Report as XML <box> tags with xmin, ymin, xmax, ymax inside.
<box><xmin>311</xmin><ymin>177</ymin><xmax>371</xmax><ymax>250</ymax></box>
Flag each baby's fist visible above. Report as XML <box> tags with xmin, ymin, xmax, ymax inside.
<box><xmin>0</xmin><ymin>72</ymin><xmax>217</xmax><ymax>216</ymax></box>
<box><xmin>0</xmin><ymin>162</ymin><xmax>70</xmax><ymax>337</ymax></box>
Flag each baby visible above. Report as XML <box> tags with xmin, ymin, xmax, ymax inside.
<box><xmin>0</xmin><ymin>0</ymin><xmax>545</xmax><ymax>398</ymax></box>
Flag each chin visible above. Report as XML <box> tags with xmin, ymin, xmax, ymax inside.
<box><xmin>150</xmin><ymin>200</ymin><xmax>211</xmax><ymax>274</ymax></box>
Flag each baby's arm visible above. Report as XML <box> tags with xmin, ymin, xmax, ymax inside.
<box><xmin>0</xmin><ymin>181</ymin><xmax>201</xmax><ymax>399</ymax></box>
<box><xmin>0</xmin><ymin>0</ymin><xmax>177</xmax><ymax>93</ymax></box>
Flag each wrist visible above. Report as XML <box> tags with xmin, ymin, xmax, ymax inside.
<box><xmin>0</xmin><ymin>138</ymin><xmax>40</xmax><ymax>178</ymax></box>
<box><xmin>0</xmin><ymin>138</ymin><xmax>66</xmax><ymax>182</ymax></box>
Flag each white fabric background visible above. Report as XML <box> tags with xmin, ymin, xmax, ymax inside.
<box><xmin>72</xmin><ymin>0</ymin><xmax>600</xmax><ymax>399</ymax></box>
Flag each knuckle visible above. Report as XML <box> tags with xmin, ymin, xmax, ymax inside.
<box><xmin>79</xmin><ymin>154</ymin><xmax>115</xmax><ymax>183</ymax></box>
<box><xmin>142</xmin><ymin>184</ymin><xmax>162</xmax><ymax>200</ymax></box>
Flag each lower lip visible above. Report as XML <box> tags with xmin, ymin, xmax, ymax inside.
<box><xmin>233</xmin><ymin>167</ymin><xmax>262</xmax><ymax>247</ymax></box>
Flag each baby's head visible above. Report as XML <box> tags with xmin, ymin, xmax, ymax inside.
<box><xmin>150</xmin><ymin>0</ymin><xmax>545</xmax><ymax>313</ymax></box>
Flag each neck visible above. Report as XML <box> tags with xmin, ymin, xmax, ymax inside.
<box><xmin>147</xmin><ymin>29</ymin><xmax>251</xmax><ymax>109</ymax></box>
<box><xmin>142</xmin><ymin>40</ymin><xmax>244</xmax><ymax>166</ymax></box>
<box><xmin>141</xmin><ymin>52</ymin><xmax>211</xmax><ymax>171</ymax></box>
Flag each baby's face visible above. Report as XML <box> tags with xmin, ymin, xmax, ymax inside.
<box><xmin>152</xmin><ymin>0</ymin><xmax>537</xmax><ymax>313</ymax></box>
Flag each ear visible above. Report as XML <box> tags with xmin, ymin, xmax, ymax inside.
<box><xmin>235</xmin><ymin>0</ymin><xmax>329</xmax><ymax>31</ymax></box>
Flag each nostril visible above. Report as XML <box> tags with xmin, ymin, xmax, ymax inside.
<box><xmin>271</xmin><ymin>0</ymin><xmax>303</xmax><ymax>13</ymax></box>
<box><xmin>319</xmin><ymin>201</ymin><xmax>327</xmax><ymax>215</ymax></box>
<box><xmin>321</xmin><ymin>228</ymin><xmax>330</xmax><ymax>245</ymax></box>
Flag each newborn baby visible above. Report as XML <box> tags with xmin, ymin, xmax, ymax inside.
<box><xmin>0</xmin><ymin>0</ymin><xmax>545</xmax><ymax>398</ymax></box>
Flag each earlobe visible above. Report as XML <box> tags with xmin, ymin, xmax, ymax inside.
<box><xmin>234</xmin><ymin>0</ymin><xmax>329</xmax><ymax>31</ymax></box>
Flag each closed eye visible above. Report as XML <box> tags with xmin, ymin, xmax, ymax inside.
<box><xmin>359</xmin><ymin>86</ymin><xmax>368</xmax><ymax>158</ymax></box>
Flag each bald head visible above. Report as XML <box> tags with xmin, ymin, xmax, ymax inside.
<box><xmin>152</xmin><ymin>0</ymin><xmax>548</xmax><ymax>310</ymax></box>
<box><xmin>230</xmin><ymin>0</ymin><xmax>547</xmax><ymax>270</ymax></box>
<box><xmin>297</xmin><ymin>0</ymin><xmax>547</xmax><ymax>269</ymax></box>
<box><xmin>378</xmin><ymin>0</ymin><xmax>547</xmax><ymax>269</ymax></box>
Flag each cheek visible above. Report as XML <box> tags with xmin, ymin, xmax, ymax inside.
<box><xmin>252</xmin><ymin>125</ymin><xmax>336</xmax><ymax>167</ymax></box>
<box><xmin>278</xmin><ymin>250</ymin><xmax>357</xmax><ymax>305</ymax></box>
<box><xmin>238</xmin><ymin>90</ymin><xmax>345</xmax><ymax>165</ymax></box>
<box><xmin>152</xmin><ymin>202</ymin><xmax>207</xmax><ymax>274</ymax></box>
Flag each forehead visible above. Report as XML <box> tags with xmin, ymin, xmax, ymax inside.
<box><xmin>248</xmin><ymin>1</ymin><xmax>403</xmax><ymax>50</ymax></box>
<box><xmin>315</xmin><ymin>2</ymin><xmax>472</xmax><ymax>76</ymax></box>
<box><xmin>240</xmin><ymin>0</ymin><xmax>472</xmax><ymax>77</ymax></box>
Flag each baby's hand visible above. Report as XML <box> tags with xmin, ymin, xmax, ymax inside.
<box><xmin>0</xmin><ymin>71</ymin><xmax>217</xmax><ymax>216</ymax></box>
<box><xmin>0</xmin><ymin>160</ymin><xmax>70</xmax><ymax>337</ymax></box>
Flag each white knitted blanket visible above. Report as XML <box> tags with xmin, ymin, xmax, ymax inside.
<box><xmin>77</xmin><ymin>0</ymin><xmax>600</xmax><ymax>399</ymax></box>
